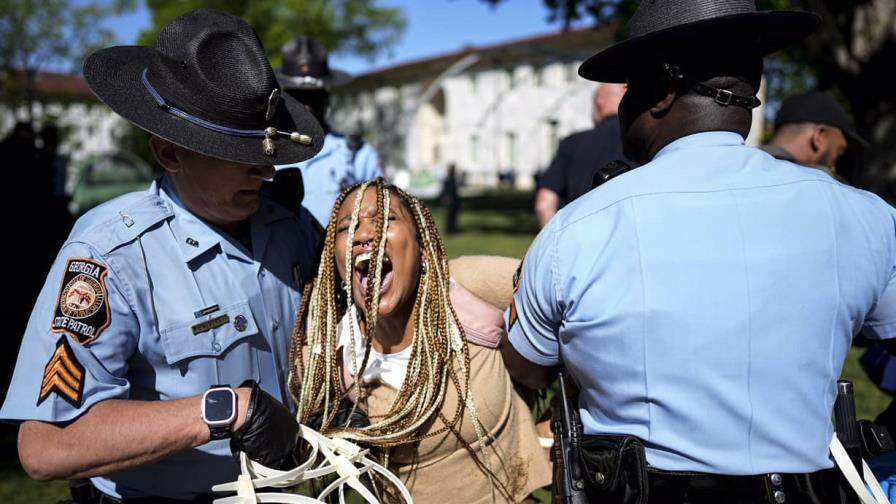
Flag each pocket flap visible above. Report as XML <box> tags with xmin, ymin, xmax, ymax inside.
<box><xmin>159</xmin><ymin>300</ymin><xmax>258</xmax><ymax>365</ymax></box>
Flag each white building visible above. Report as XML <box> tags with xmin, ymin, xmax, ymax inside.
<box><xmin>1</xmin><ymin>70</ymin><xmax>126</xmax><ymax>165</ymax></box>
<box><xmin>331</xmin><ymin>27</ymin><xmax>765</xmax><ymax>189</ymax></box>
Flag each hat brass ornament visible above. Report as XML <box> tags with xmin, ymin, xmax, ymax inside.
<box><xmin>83</xmin><ymin>8</ymin><xmax>324</xmax><ymax>165</ymax></box>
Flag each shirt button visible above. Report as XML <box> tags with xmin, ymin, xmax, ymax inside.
<box><xmin>272</xmin><ymin>319</ymin><xmax>280</xmax><ymax>330</ymax></box>
<box><xmin>212</xmin><ymin>342</ymin><xmax>222</xmax><ymax>352</ymax></box>
<box><xmin>259</xmin><ymin>270</ymin><xmax>266</xmax><ymax>278</ymax></box>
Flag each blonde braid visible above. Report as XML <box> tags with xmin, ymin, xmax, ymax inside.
<box><xmin>292</xmin><ymin>180</ymin><xmax>512</xmax><ymax>502</ymax></box>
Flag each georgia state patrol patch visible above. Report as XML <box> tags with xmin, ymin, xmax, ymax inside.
<box><xmin>52</xmin><ymin>258</ymin><xmax>110</xmax><ymax>345</ymax></box>
<box><xmin>37</xmin><ymin>336</ymin><xmax>85</xmax><ymax>407</ymax></box>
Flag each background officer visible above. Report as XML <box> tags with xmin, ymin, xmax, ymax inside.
<box><xmin>275</xmin><ymin>36</ymin><xmax>382</xmax><ymax>227</ymax></box>
<box><xmin>762</xmin><ymin>91</ymin><xmax>869</xmax><ymax>180</ymax></box>
<box><xmin>501</xmin><ymin>1</ymin><xmax>896</xmax><ymax>502</ymax></box>
<box><xmin>534</xmin><ymin>83</ymin><xmax>631</xmax><ymax>228</ymax></box>
<box><xmin>0</xmin><ymin>9</ymin><xmax>323</xmax><ymax>502</ymax></box>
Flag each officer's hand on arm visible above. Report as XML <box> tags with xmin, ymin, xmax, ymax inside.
<box><xmin>500</xmin><ymin>332</ymin><xmax>558</xmax><ymax>390</ymax></box>
<box><xmin>231</xmin><ymin>381</ymin><xmax>300</xmax><ymax>469</ymax></box>
<box><xmin>535</xmin><ymin>188</ymin><xmax>561</xmax><ymax>229</ymax></box>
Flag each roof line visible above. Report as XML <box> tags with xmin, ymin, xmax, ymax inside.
<box><xmin>351</xmin><ymin>24</ymin><xmax>611</xmax><ymax>79</ymax></box>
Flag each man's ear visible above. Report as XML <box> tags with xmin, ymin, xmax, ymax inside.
<box><xmin>148</xmin><ymin>135</ymin><xmax>182</xmax><ymax>174</ymax></box>
<box><xmin>809</xmin><ymin>124</ymin><xmax>827</xmax><ymax>156</ymax></box>
<box><xmin>649</xmin><ymin>77</ymin><xmax>677</xmax><ymax>118</ymax></box>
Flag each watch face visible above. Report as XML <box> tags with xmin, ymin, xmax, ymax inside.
<box><xmin>204</xmin><ymin>389</ymin><xmax>235</xmax><ymax>424</ymax></box>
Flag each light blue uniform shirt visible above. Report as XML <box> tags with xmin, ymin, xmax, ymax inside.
<box><xmin>277</xmin><ymin>131</ymin><xmax>381</xmax><ymax>226</ymax></box>
<box><xmin>1</xmin><ymin>177</ymin><xmax>319</xmax><ymax>499</ymax></box>
<box><xmin>508</xmin><ymin>132</ymin><xmax>896</xmax><ymax>475</ymax></box>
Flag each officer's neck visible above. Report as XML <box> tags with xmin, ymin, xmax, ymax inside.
<box><xmin>643</xmin><ymin>100</ymin><xmax>750</xmax><ymax>162</ymax></box>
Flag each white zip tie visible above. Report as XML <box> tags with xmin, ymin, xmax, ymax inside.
<box><xmin>212</xmin><ymin>425</ymin><xmax>413</xmax><ymax>504</ymax></box>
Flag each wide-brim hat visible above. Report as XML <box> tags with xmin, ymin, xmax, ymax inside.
<box><xmin>83</xmin><ymin>9</ymin><xmax>324</xmax><ymax>165</ymax></box>
<box><xmin>579</xmin><ymin>1</ymin><xmax>821</xmax><ymax>83</ymax></box>
<box><xmin>276</xmin><ymin>36</ymin><xmax>352</xmax><ymax>91</ymax></box>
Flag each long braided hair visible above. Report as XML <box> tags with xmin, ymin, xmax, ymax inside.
<box><xmin>288</xmin><ymin>178</ymin><xmax>511</xmax><ymax>500</ymax></box>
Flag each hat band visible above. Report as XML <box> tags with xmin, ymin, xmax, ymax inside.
<box><xmin>141</xmin><ymin>68</ymin><xmax>313</xmax><ymax>155</ymax></box>
<box><xmin>285</xmin><ymin>75</ymin><xmax>326</xmax><ymax>88</ymax></box>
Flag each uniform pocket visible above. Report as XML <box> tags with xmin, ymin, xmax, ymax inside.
<box><xmin>159</xmin><ymin>299</ymin><xmax>259</xmax><ymax>365</ymax></box>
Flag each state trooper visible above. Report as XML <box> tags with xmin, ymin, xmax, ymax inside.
<box><xmin>274</xmin><ymin>36</ymin><xmax>382</xmax><ymax>227</ymax></box>
<box><xmin>501</xmin><ymin>1</ymin><xmax>896</xmax><ymax>503</ymax></box>
<box><xmin>1</xmin><ymin>9</ymin><xmax>323</xmax><ymax>503</ymax></box>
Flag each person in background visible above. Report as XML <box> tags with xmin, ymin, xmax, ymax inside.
<box><xmin>275</xmin><ymin>36</ymin><xmax>382</xmax><ymax>227</ymax></box>
<box><xmin>761</xmin><ymin>91</ymin><xmax>868</xmax><ymax>181</ymax></box>
<box><xmin>440</xmin><ymin>163</ymin><xmax>461</xmax><ymax>235</ymax></box>
<box><xmin>535</xmin><ymin>83</ymin><xmax>631</xmax><ymax>228</ymax></box>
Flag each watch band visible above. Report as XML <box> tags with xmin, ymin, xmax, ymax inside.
<box><xmin>209</xmin><ymin>424</ymin><xmax>231</xmax><ymax>440</ymax></box>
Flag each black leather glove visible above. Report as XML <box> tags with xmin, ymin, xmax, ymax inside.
<box><xmin>230</xmin><ymin>380</ymin><xmax>299</xmax><ymax>469</ymax></box>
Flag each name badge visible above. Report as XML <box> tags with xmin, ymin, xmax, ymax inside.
<box><xmin>192</xmin><ymin>314</ymin><xmax>230</xmax><ymax>335</ymax></box>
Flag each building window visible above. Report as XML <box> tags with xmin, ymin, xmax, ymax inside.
<box><xmin>565</xmin><ymin>62</ymin><xmax>577</xmax><ymax>83</ymax></box>
<box><xmin>470</xmin><ymin>134</ymin><xmax>478</xmax><ymax>165</ymax></box>
<box><xmin>505</xmin><ymin>131</ymin><xmax>516</xmax><ymax>168</ymax></box>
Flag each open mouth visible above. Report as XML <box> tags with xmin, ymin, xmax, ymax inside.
<box><xmin>353</xmin><ymin>251</ymin><xmax>394</xmax><ymax>298</ymax></box>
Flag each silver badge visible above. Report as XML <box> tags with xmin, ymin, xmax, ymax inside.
<box><xmin>265</xmin><ymin>88</ymin><xmax>280</xmax><ymax>122</ymax></box>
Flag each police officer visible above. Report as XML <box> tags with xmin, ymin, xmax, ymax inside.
<box><xmin>501</xmin><ymin>1</ymin><xmax>896</xmax><ymax>503</ymax></box>
<box><xmin>762</xmin><ymin>91</ymin><xmax>869</xmax><ymax>181</ymax></box>
<box><xmin>274</xmin><ymin>36</ymin><xmax>382</xmax><ymax>227</ymax></box>
<box><xmin>1</xmin><ymin>10</ymin><xmax>323</xmax><ymax>502</ymax></box>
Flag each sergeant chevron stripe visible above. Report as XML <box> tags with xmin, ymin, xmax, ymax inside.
<box><xmin>37</xmin><ymin>337</ymin><xmax>85</xmax><ymax>407</ymax></box>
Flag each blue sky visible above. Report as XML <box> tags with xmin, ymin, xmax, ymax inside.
<box><xmin>103</xmin><ymin>0</ymin><xmax>586</xmax><ymax>75</ymax></box>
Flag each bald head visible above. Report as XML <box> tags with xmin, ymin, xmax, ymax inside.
<box><xmin>593</xmin><ymin>83</ymin><xmax>626</xmax><ymax>124</ymax></box>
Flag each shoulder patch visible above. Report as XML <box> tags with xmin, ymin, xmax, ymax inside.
<box><xmin>38</xmin><ymin>336</ymin><xmax>85</xmax><ymax>408</ymax></box>
<box><xmin>52</xmin><ymin>258</ymin><xmax>111</xmax><ymax>345</ymax></box>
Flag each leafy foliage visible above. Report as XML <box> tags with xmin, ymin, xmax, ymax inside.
<box><xmin>140</xmin><ymin>0</ymin><xmax>406</xmax><ymax>66</ymax></box>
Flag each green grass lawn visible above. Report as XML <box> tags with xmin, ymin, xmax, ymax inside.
<box><xmin>1</xmin><ymin>189</ymin><xmax>891</xmax><ymax>502</ymax></box>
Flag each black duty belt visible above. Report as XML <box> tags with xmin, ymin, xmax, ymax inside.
<box><xmin>573</xmin><ymin>434</ymin><xmax>853</xmax><ymax>504</ymax></box>
<box><xmin>646</xmin><ymin>467</ymin><xmax>851</xmax><ymax>504</ymax></box>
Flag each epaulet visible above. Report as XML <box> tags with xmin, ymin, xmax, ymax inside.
<box><xmin>81</xmin><ymin>194</ymin><xmax>174</xmax><ymax>254</ymax></box>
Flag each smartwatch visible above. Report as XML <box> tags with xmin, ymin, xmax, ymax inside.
<box><xmin>201</xmin><ymin>385</ymin><xmax>237</xmax><ymax>440</ymax></box>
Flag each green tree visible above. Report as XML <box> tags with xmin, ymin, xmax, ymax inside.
<box><xmin>0</xmin><ymin>0</ymin><xmax>136</xmax><ymax>121</ymax></box>
<box><xmin>483</xmin><ymin>0</ymin><xmax>895</xmax><ymax>200</ymax></box>
<box><xmin>140</xmin><ymin>0</ymin><xmax>406</xmax><ymax>66</ymax></box>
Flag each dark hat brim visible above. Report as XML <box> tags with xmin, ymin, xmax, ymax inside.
<box><xmin>83</xmin><ymin>46</ymin><xmax>324</xmax><ymax>165</ymax></box>
<box><xmin>275</xmin><ymin>68</ymin><xmax>353</xmax><ymax>90</ymax></box>
<box><xmin>579</xmin><ymin>10</ymin><xmax>821</xmax><ymax>83</ymax></box>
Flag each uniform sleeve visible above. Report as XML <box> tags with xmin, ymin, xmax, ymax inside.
<box><xmin>864</xmin><ymin>206</ymin><xmax>896</xmax><ymax>340</ymax></box>
<box><xmin>538</xmin><ymin>136</ymin><xmax>571</xmax><ymax>198</ymax></box>
<box><xmin>505</xmin><ymin>222</ymin><xmax>563</xmax><ymax>366</ymax></box>
<box><xmin>0</xmin><ymin>241</ymin><xmax>139</xmax><ymax>423</ymax></box>
<box><xmin>354</xmin><ymin>144</ymin><xmax>382</xmax><ymax>182</ymax></box>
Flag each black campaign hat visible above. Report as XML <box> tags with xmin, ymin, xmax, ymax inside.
<box><xmin>276</xmin><ymin>36</ymin><xmax>352</xmax><ymax>90</ymax></box>
<box><xmin>83</xmin><ymin>9</ymin><xmax>324</xmax><ymax>165</ymax></box>
<box><xmin>579</xmin><ymin>0</ymin><xmax>820</xmax><ymax>83</ymax></box>
<box><xmin>775</xmin><ymin>92</ymin><xmax>869</xmax><ymax>148</ymax></box>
